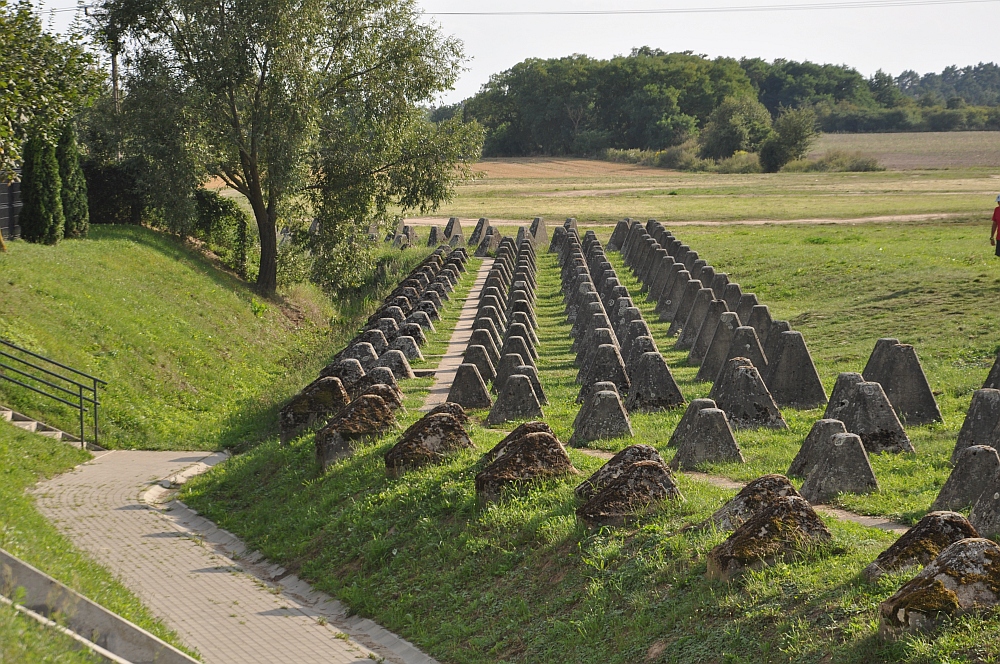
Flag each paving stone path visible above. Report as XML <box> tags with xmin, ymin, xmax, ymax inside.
<box><xmin>422</xmin><ymin>257</ymin><xmax>495</xmax><ymax>412</ymax></box>
<box><xmin>574</xmin><ymin>448</ymin><xmax>908</xmax><ymax>534</ymax></box>
<box><xmin>33</xmin><ymin>450</ymin><xmax>436</xmax><ymax>664</ymax></box>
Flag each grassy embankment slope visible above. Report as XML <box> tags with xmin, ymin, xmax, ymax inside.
<box><xmin>0</xmin><ymin>225</ymin><xmax>441</xmax><ymax>658</ymax></box>
<box><xmin>184</xmin><ymin>217</ymin><xmax>1000</xmax><ymax>663</ymax></box>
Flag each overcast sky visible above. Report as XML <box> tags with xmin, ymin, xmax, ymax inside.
<box><xmin>35</xmin><ymin>0</ymin><xmax>1000</xmax><ymax>104</ymax></box>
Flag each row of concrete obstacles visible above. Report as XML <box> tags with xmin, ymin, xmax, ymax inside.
<box><xmin>274</xmin><ymin>247</ymin><xmax>469</xmax><ymax>467</ymax></box>
<box><xmin>553</xmin><ymin>222</ymin><xmax>686</xmax><ymax>447</ymax></box>
<box><xmin>446</xmin><ymin>235</ymin><xmax>549</xmax><ymax>424</ymax></box>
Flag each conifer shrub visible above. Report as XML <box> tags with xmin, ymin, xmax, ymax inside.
<box><xmin>57</xmin><ymin>124</ymin><xmax>89</xmax><ymax>238</ymax></box>
<box><xmin>19</xmin><ymin>133</ymin><xmax>65</xmax><ymax>244</ymax></box>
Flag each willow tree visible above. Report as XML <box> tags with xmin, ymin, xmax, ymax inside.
<box><xmin>100</xmin><ymin>0</ymin><xmax>480</xmax><ymax>295</ymax></box>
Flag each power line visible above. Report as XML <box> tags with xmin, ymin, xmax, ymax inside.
<box><xmin>425</xmin><ymin>0</ymin><xmax>999</xmax><ymax>15</ymax></box>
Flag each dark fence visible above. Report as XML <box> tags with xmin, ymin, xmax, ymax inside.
<box><xmin>0</xmin><ymin>179</ymin><xmax>21</xmax><ymax>241</ymax></box>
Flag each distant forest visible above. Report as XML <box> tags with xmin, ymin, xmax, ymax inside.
<box><xmin>436</xmin><ymin>49</ymin><xmax>1000</xmax><ymax>158</ymax></box>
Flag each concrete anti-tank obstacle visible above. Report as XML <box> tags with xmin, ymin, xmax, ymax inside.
<box><xmin>469</xmin><ymin>329</ymin><xmax>501</xmax><ymax>366</ymax></box>
<box><xmin>879</xmin><ymin>537</ymin><xmax>1000</xmax><ymax>636</ymax></box>
<box><xmin>656</xmin><ymin>270</ymin><xmax>692</xmax><ymax>322</ymax></box>
<box><xmin>575</xmin><ymin>444</ymin><xmax>667</xmax><ymax>500</ymax></box>
<box><xmin>666</xmin><ymin>280</ymin><xmax>704</xmax><ymax>335</ymax></box>
<box><xmin>375</xmin><ymin>317</ymin><xmax>400</xmax><ymax>342</ymax></box>
<box><xmin>710</xmin><ymin>272</ymin><xmax>729</xmax><ymax>299</ymax></box>
<box><xmin>824</xmin><ymin>373</ymin><xmax>914</xmax><ymax>454</ymax></box>
<box><xmin>863</xmin><ymin>338</ymin><xmax>942</xmax><ymax>425</ymax></box>
<box><xmin>932</xmin><ymin>445</ymin><xmax>1000</xmax><ymax>512</ymax></box>
<box><xmin>951</xmin><ymin>388</ymin><xmax>1000</xmax><ymax>463</ymax></box>
<box><xmin>985</xmin><ymin>350</ymin><xmax>1000</xmax><ymax>389</ymax></box>
<box><xmin>469</xmin><ymin>218</ymin><xmax>489</xmax><ymax>246</ymax></box>
<box><xmin>576</xmin><ymin>344</ymin><xmax>631</xmax><ymax>403</ymax></box>
<box><xmin>384</xmin><ymin>412</ymin><xmax>474</xmax><ymax>477</ymax></box>
<box><xmin>787</xmin><ymin>419</ymin><xmax>848</xmax><ymax>477</ymax></box>
<box><xmin>863</xmin><ymin>511</ymin><xmax>979</xmax><ymax>583</ymax></box>
<box><xmin>569</xmin><ymin>390</ymin><xmax>634</xmax><ymax>446</ymax></box>
<box><xmin>695</xmin><ymin>312</ymin><xmax>741</xmax><ymax>382</ymax></box>
<box><xmin>444</xmin><ymin>216</ymin><xmax>463</xmax><ymax>240</ymax></box>
<box><xmin>574</xmin><ymin>382</ymin><xmax>620</xmax><ymax>430</ymax></box>
<box><xmin>474</xmin><ymin>229</ymin><xmax>501</xmax><ymax>257</ymax></box>
<box><xmin>360</xmin><ymin>329</ymin><xmax>389</xmax><ymax>355</ymax></box>
<box><xmin>721</xmin><ymin>326</ymin><xmax>768</xmax><ymax>377</ymax></box>
<box><xmin>359</xmin><ymin>383</ymin><xmax>404</xmax><ymax>412</ymax></box>
<box><xmin>503</xmin><ymin>324</ymin><xmax>537</xmax><ymax>360</ymax></box>
<box><xmin>343</xmin><ymin>342</ymin><xmax>379</xmax><ymax>370</ymax></box>
<box><xmin>764</xmin><ymin>331</ymin><xmax>827</xmax><ymax>408</ymax></box>
<box><xmin>480</xmin><ymin>422</ymin><xmax>555</xmax><ymax>466</ymax></box>
<box><xmin>415</xmin><ymin>299</ymin><xmax>440</xmax><ymax>322</ymax></box>
<box><xmin>653</xmin><ymin>264</ymin><xmax>686</xmax><ymax>315</ymax></box>
<box><xmin>625</xmin><ymin>336</ymin><xmax>658</xmax><ymax>376</ymax></box>
<box><xmin>607</xmin><ymin>220</ymin><xmax>631</xmax><ymax>251</ymax></box>
<box><xmin>426</xmin><ymin>226</ymin><xmax>442</xmax><ymax>247</ymax></box>
<box><xmin>646</xmin><ymin>257</ymin><xmax>676</xmax><ymax>304</ymax></box>
<box><xmin>798</xmin><ymin>432</ymin><xmax>879</xmax><ymax>504</ymax></box>
<box><xmin>405</xmin><ymin>310</ymin><xmax>435</xmax><ymax>332</ymax></box>
<box><xmin>722</xmin><ymin>283</ymin><xmax>742</xmax><ymax>311</ymax></box>
<box><xmin>529</xmin><ymin>216</ymin><xmax>548</xmax><ymax>244</ymax></box>
<box><xmin>279</xmin><ymin>377</ymin><xmax>351</xmax><ymax>444</ymax></box>
<box><xmin>549</xmin><ymin>226</ymin><xmax>568</xmax><ymax>254</ymax></box>
<box><xmin>576</xmin><ymin>461</ymin><xmax>683</xmax><ymax>528</ymax></box>
<box><xmin>625</xmin><ymin>352</ymin><xmax>686</xmax><ymax>413</ymax></box>
<box><xmin>486</xmin><ymin>374</ymin><xmax>543</xmax><ymax>425</ymax></box>
<box><xmin>320</xmin><ymin>358</ymin><xmax>366</xmax><ymax>394</ymax></box>
<box><xmin>472</xmin><ymin>317</ymin><xmax>502</xmax><ymax>349</ymax></box>
<box><xmin>734</xmin><ymin>293</ymin><xmax>759</xmax><ymax>324</ymax></box>
<box><xmin>315</xmin><ymin>394</ymin><xmax>398</xmax><ymax>469</ymax></box>
<box><xmin>475</xmin><ymin>432</ymin><xmax>576</xmax><ymax>503</ymax></box>
<box><xmin>701</xmin><ymin>474</ymin><xmax>801</xmax><ymax>532</ymax></box>
<box><xmin>669</xmin><ymin>407</ymin><xmax>745</xmax><ymax>470</ymax></box>
<box><xmin>762</xmin><ymin>320</ymin><xmax>791</xmax><ymax>365</ymax></box>
<box><xmin>464</xmin><ymin>345</ymin><xmax>496</xmax><ymax>383</ymax></box>
<box><xmin>968</xmin><ymin>467</ymin><xmax>1000</xmax><ymax>539</ymax></box>
<box><xmin>352</xmin><ymin>366</ymin><xmax>403</xmax><ymax>401</ymax></box>
<box><xmin>514</xmin><ymin>364</ymin><xmax>547</xmax><ymax>405</ymax></box>
<box><xmin>576</xmin><ymin>328</ymin><xmax>617</xmax><ymax>369</ymax></box>
<box><xmin>688</xmin><ymin>300</ymin><xmax>728</xmax><ymax>367</ymax></box>
<box><xmin>709</xmin><ymin>357</ymin><xmax>787</xmax><ymax>430</ymax></box>
<box><xmin>705</xmin><ymin>496</ymin><xmax>831</xmax><ymax>582</ymax></box>
<box><xmin>746</xmin><ymin>305</ymin><xmax>773</xmax><ymax>348</ymax></box>
<box><xmin>675</xmin><ymin>288</ymin><xmax>715</xmax><ymax>349</ymax></box>
<box><xmin>668</xmin><ymin>398</ymin><xmax>716</xmax><ymax>448</ymax></box>
<box><xmin>374</xmin><ymin>349</ymin><xmax>414</xmax><ymax>380</ymax></box>
<box><xmin>388</xmin><ymin>336</ymin><xmax>423</xmax><ymax>362</ymax></box>
<box><xmin>446</xmin><ymin>363</ymin><xmax>493</xmax><ymax>410</ymax></box>
<box><xmin>511</xmin><ymin>311</ymin><xmax>539</xmax><ymax>346</ymax></box>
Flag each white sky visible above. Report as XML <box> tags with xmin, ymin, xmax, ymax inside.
<box><xmin>35</xmin><ymin>0</ymin><xmax>1000</xmax><ymax>104</ymax></box>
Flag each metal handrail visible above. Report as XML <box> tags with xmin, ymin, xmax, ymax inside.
<box><xmin>0</xmin><ymin>339</ymin><xmax>105</xmax><ymax>449</ymax></box>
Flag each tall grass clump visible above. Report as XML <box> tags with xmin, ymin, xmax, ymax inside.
<box><xmin>783</xmin><ymin>150</ymin><xmax>885</xmax><ymax>172</ymax></box>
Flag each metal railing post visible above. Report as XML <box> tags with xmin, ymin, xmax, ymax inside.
<box><xmin>78</xmin><ymin>384</ymin><xmax>86</xmax><ymax>450</ymax></box>
<box><xmin>92</xmin><ymin>378</ymin><xmax>99</xmax><ymax>447</ymax></box>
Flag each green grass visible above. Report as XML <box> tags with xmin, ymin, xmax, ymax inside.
<box><xmin>0</xmin><ymin>226</ymin><xmax>433</xmax><ymax>451</ymax></box>
<box><xmin>0</xmin><ymin>424</ymin><xmax>191</xmax><ymax>658</ymax></box>
<box><xmin>183</xmin><ymin>220</ymin><xmax>1000</xmax><ymax>662</ymax></box>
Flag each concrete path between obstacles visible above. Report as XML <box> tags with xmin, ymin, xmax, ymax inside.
<box><xmin>33</xmin><ymin>450</ymin><xmax>438</xmax><ymax>664</ymax></box>
<box><xmin>573</xmin><ymin>448</ymin><xmax>908</xmax><ymax>535</ymax></box>
<box><xmin>422</xmin><ymin>258</ymin><xmax>495</xmax><ymax>412</ymax></box>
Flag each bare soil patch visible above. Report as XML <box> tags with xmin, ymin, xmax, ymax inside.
<box><xmin>810</xmin><ymin>132</ymin><xmax>1000</xmax><ymax>170</ymax></box>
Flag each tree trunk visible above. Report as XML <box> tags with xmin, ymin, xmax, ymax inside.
<box><xmin>254</xmin><ymin>205</ymin><xmax>278</xmax><ymax>296</ymax></box>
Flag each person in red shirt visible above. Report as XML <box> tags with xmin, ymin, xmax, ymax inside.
<box><xmin>993</xmin><ymin>195</ymin><xmax>1000</xmax><ymax>256</ymax></box>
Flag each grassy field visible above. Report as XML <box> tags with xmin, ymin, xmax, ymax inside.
<box><xmin>0</xmin><ymin>424</ymin><xmax>191</xmax><ymax>659</ymax></box>
<box><xmin>183</xmin><ymin>217</ymin><xmax>1000</xmax><ymax>663</ymax></box>
<box><xmin>811</xmin><ymin>131</ymin><xmax>1000</xmax><ymax>170</ymax></box>
<box><xmin>0</xmin><ymin>226</ymin><xmax>435</xmax><ymax>451</ymax></box>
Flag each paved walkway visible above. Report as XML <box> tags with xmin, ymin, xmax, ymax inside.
<box><xmin>422</xmin><ymin>258</ymin><xmax>495</xmax><ymax>411</ymax></box>
<box><xmin>33</xmin><ymin>451</ymin><xmax>436</xmax><ymax>664</ymax></box>
<box><xmin>573</xmin><ymin>448</ymin><xmax>908</xmax><ymax>534</ymax></box>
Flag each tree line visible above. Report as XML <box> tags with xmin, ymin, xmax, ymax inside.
<box><xmin>445</xmin><ymin>49</ymin><xmax>1000</xmax><ymax>162</ymax></box>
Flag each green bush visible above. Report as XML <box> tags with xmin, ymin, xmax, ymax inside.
<box><xmin>698</xmin><ymin>95</ymin><xmax>773</xmax><ymax>160</ymax></box>
<box><xmin>57</xmin><ymin>124</ymin><xmax>89</xmax><ymax>238</ymax></box>
<box><xmin>716</xmin><ymin>151</ymin><xmax>761</xmax><ymax>174</ymax></box>
<box><xmin>81</xmin><ymin>158</ymin><xmax>147</xmax><ymax>226</ymax></box>
<box><xmin>19</xmin><ymin>132</ymin><xmax>64</xmax><ymax>244</ymax></box>
<box><xmin>759</xmin><ymin>107</ymin><xmax>819</xmax><ymax>173</ymax></box>
<box><xmin>782</xmin><ymin>150</ymin><xmax>885</xmax><ymax>172</ymax></box>
<box><xmin>193</xmin><ymin>188</ymin><xmax>254</xmax><ymax>278</ymax></box>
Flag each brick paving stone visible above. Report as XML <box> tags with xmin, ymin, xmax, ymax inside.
<box><xmin>33</xmin><ymin>450</ymin><xmax>436</xmax><ymax>664</ymax></box>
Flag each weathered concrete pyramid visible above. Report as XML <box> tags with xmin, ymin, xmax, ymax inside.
<box><xmin>502</xmin><ymin>327</ymin><xmax>537</xmax><ymax>362</ymax></box>
<box><xmin>444</xmin><ymin>216</ymin><xmax>463</xmax><ymax>240</ymax></box>
<box><xmin>657</xmin><ymin>270</ymin><xmax>691</xmax><ymax>322</ymax></box>
<box><xmin>512</xmin><ymin>312</ymin><xmax>540</xmax><ymax>346</ymax></box>
<box><xmin>384</xmin><ymin>412</ymin><xmax>473</xmax><ymax>477</ymax></box>
<box><xmin>879</xmin><ymin>538</ymin><xmax>1000</xmax><ymax>636</ymax></box>
<box><xmin>863</xmin><ymin>511</ymin><xmax>978</xmax><ymax>582</ymax></box>
<box><xmin>709</xmin><ymin>357</ymin><xmax>787</xmax><ymax>430</ymax></box>
<box><xmin>464</xmin><ymin>345</ymin><xmax>496</xmax><ymax>383</ymax></box>
<box><xmin>746</xmin><ymin>305</ymin><xmax>773</xmax><ymax>348</ymax></box>
<box><xmin>446</xmin><ymin>363</ymin><xmax>493</xmax><ymax>410</ymax></box>
<box><xmin>721</xmin><ymin>326</ymin><xmax>768</xmax><ymax>376</ymax></box>
<box><xmin>625</xmin><ymin>352</ymin><xmax>686</xmax><ymax>413</ymax></box>
<box><xmin>574</xmin><ymin>444</ymin><xmax>667</xmax><ymax>500</ymax></box>
<box><xmin>969</xmin><ymin>465</ymin><xmax>1000</xmax><ymax>539</ymax></box>
<box><xmin>398</xmin><ymin>323</ymin><xmax>427</xmax><ymax>346</ymax></box>
<box><xmin>799</xmin><ymin>432</ymin><xmax>879</xmax><ymax>504</ymax></box>
<box><xmin>695</xmin><ymin>312</ymin><xmax>741</xmax><ymax>382</ymax></box>
<box><xmin>279</xmin><ymin>377</ymin><xmax>351</xmax><ymax>444</ymax></box>
<box><xmin>343</xmin><ymin>342</ymin><xmax>379</xmax><ymax>370</ymax></box>
<box><xmin>426</xmin><ymin>226</ymin><xmax>442</xmax><ymax>246</ymax></box>
<box><xmin>469</xmin><ymin>329</ymin><xmax>501</xmax><ymax>366</ymax></box>
<box><xmin>475</xmin><ymin>431</ymin><xmax>576</xmax><ymax>503</ymax></box>
<box><xmin>985</xmin><ymin>350</ymin><xmax>1000</xmax><ymax>389</ymax></box>
<box><xmin>669</xmin><ymin>407</ymin><xmax>745</xmax><ymax>470</ymax></box>
<box><xmin>576</xmin><ymin>460</ymin><xmax>683</xmax><ymax>528</ymax></box>
<box><xmin>607</xmin><ymin>219</ymin><xmax>632</xmax><ymax>251</ymax></box>
<box><xmin>764</xmin><ymin>331</ymin><xmax>827</xmax><ymax>408</ymax></box>
<box><xmin>734</xmin><ymin>293</ymin><xmax>759</xmax><ymax>324</ymax></box>
<box><xmin>514</xmin><ymin>364</ymin><xmax>547</xmax><ymax>405</ymax></box>
<box><xmin>480</xmin><ymin>422</ymin><xmax>555</xmax><ymax>465</ymax></box>
<box><xmin>405</xmin><ymin>310</ymin><xmax>435</xmax><ymax>332</ymax></box>
<box><xmin>702</xmin><ymin>474</ymin><xmax>801</xmax><ymax>532</ymax></box>
<box><xmin>529</xmin><ymin>216</ymin><xmax>548</xmax><ymax>244</ymax></box>
<box><xmin>315</xmin><ymin>394</ymin><xmax>397</xmax><ymax>469</ymax></box>
<box><xmin>472</xmin><ymin>317</ymin><xmax>502</xmax><ymax>349</ymax></box>
<box><xmin>667</xmin><ymin>398</ymin><xmax>716</xmax><ymax>448</ymax></box>
<box><xmin>933</xmin><ymin>445</ymin><xmax>1000</xmax><ymax>512</ymax></box>
<box><xmin>722</xmin><ymin>282</ymin><xmax>742</xmax><ymax>311</ymax></box>
<box><xmin>374</xmin><ymin>349</ymin><xmax>414</xmax><ymax>380</ymax></box>
<box><xmin>351</xmin><ymin>367</ymin><xmax>403</xmax><ymax>401</ymax></box>
<box><xmin>320</xmin><ymin>358</ymin><xmax>366</xmax><ymax>394</ymax></box>
<box><xmin>576</xmin><ymin>328</ymin><xmax>617</xmax><ymax>369</ymax></box>
<box><xmin>493</xmin><ymin>353</ymin><xmax>526</xmax><ymax>394</ymax></box>
<box><xmin>486</xmin><ymin>374</ymin><xmax>543</xmax><ymax>425</ymax></box>
<box><xmin>951</xmin><ymin>388</ymin><xmax>1000</xmax><ymax>463</ymax></box>
<box><xmin>570</xmin><ymin>390</ymin><xmax>634</xmax><ymax>446</ymax></box>
<box><xmin>863</xmin><ymin>338</ymin><xmax>942</xmax><ymax>425</ymax></box>
<box><xmin>358</xmin><ymin>383</ymin><xmax>404</xmax><ymax>411</ymax></box>
<box><xmin>474</xmin><ymin>229</ymin><xmax>501</xmax><ymax>256</ymax></box>
<box><xmin>625</xmin><ymin>336</ymin><xmax>658</xmax><ymax>376</ymax></box>
<box><xmin>675</xmin><ymin>288</ymin><xmax>715</xmax><ymax>349</ymax></box>
<box><xmin>688</xmin><ymin>299</ymin><xmax>728</xmax><ymax>367</ymax></box>
<box><xmin>576</xmin><ymin>344</ymin><xmax>631</xmax><ymax>403</ymax></box>
<box><xmin>360</xmin><ymin>329</ymin><xmax>389</xmax><ymax>355</ymax></box>
<box><xmin>706</xmin><ymin>496</ymin><xmax>831</xmax><ymax>581</ymax></box>
<box><xmin>666</xmin><ymin>280</ymin><xmax>704</xmax><ymax>335</ymax></box>
<box><xmin>824</xmin><ymin>373</ymin><xmax>914</xmax><ymax>454</ymax></box>
<box><xmin>470</xmin><ymin>217</ymin><xmax>489</xmax><ymax>246</ymax></box>
<box><xmin>573</xmin><ymin>382</ymin><xmax>620</xmax><ymax>430</ymax></box>
<box><xmin>389</xmin><ymin>336</ymin><xmax>423</xmax><ymax>361</ymax></box>
<box><xmin>787</xmin><ymin>419</ymin><xmax>848</xmax><ymax>477</ymax></box>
